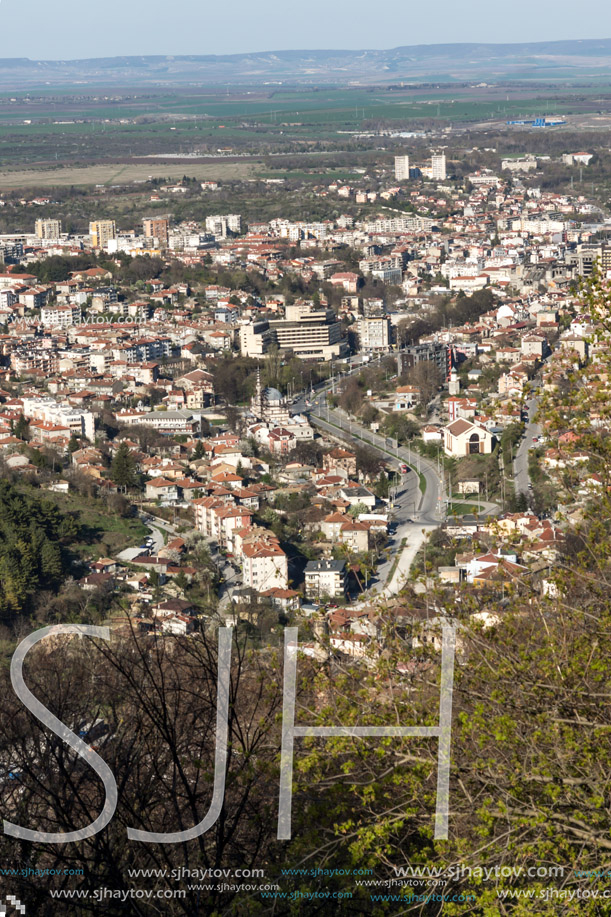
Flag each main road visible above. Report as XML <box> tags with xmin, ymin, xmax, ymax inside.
<box><xmin>292</xmin><ymin>377</ymin><xmax>445</xmax><ymax>595</ymax></box>
<box><xmin>514</xmin><ymin>393</ymin><xmax>541</xmax><ymax>495</ymax></box>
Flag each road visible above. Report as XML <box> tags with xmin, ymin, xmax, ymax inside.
<box><xmin>514</xmin><ymin>394</ymin><xmax>542</xmax><ymax>495</ymax></box>
<box><xmin>292</xmin><ymin>378</ymin><xmax>445</xmax><ymax>595</ymax></box>
<box><xmin>138</xmin><ymin>513</ymin><xmax>179</xmax><ymax>553</ymax></box>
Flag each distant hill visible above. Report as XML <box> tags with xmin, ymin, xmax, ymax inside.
<box><xmin>1</xmin><ymin>39</ymin><xmax>611</xmax><ymax>87</ymax></box>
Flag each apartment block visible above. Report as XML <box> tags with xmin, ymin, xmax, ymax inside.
<box><xmin>35</xmin><ymin>219</ymin><xmax>62</xmax><ymax>239</ymax></box>
<box><xmin>143</xmin><ymin>217</ymin><xmax>170</xmax><ymax>248</ymax></box>
<box><xmin>89</xmin><ymin>220</ymin><xmax>117</xmax><ymax>249</ymax></box>
<box><xmin>394</xmin><ymin>155</ymin><xmax>410</xmax><ymax>181</ymax></box>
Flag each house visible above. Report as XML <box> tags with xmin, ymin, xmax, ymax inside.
<box><xmin>338</xmin><ymin>484</ymin><xmax>377</xmax><ymax>510</ymax></box>
<box><xmin>323</xmin><ymin>447</ymin><xmax>357</xmax><ymax>478</ymax></box>
<box><xmin>394</xmin><ymin>385</ymin><xmax>420</xmax><ymax>411</ymax></box>
<box><xmin>340</xmin><ymin>520</ymin><xmax>370</xmax><ymax>552</ymax></box>
<box><xmin>145</xmin><ymin>477</ymin><xmax>180</xmax><ymax>501</ymax></box>
<box><xmin>422</xmin><ymin>424</ymin><xmax>443</xmax><ymax>443</ymax></box>
<box><xmin>154</xmin><ymin>598</ymin><xmax>196</xmax><ymax>618</ymax></box>
<box><xmin>304</xmin><ymin>558</ymin><xmax>347</xmax><ymax>600</ymax></box>
<box><xmin>321</xmin><ymin>511</ymin><xmax>350</xmax><ymax>542</ymax></box>
<box><xmin>443</xmin><ymin>419</ymin><xmax>495</xmax><ymax>457</ymax></box>
<box><xmin>161</xmin><ymin>614</ymin><xmax>195</xmax><ymax>635</ymax></box>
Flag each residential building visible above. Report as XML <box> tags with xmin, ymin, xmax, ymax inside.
<box><xmin>431</xmin><ymin>152</ymin><xmax>447</xmax><ymax>181</ymax></box>
<box><xmin>394</xmin><ymin>155</ymin><xmax>410</xmax><ymax>181</ymax></box>
<box><xmin>357</xmin><ymin>316</ymin><xmax>391</xmax><ymax>352</ymax></box>
<box><xmin>35</xmin><ymin>219</ymin><xmax>61</xmax><ymax>239</ymax></box>
<box><xmin>41</xmin><ymin>304</ymin><xmax>81</xmax><ymax>328</ymax></box>
<box><xmin>304</xmin><ymin>558</ymin><xmax>347</xmax><ymax>600</ymax></box>
<box><xmin>22</xmin><ymin>397</ymin><xmax>95</xmax><ymax>441</ymax></box>
<box><xmin>205</xmin><ymin>214</ymin><xmax>242</xmax><ymax>237</ymax></box>
<box><xmin>143</xmin><ymin>217</ymin><xmax>170</xmax><ymax>248</ymax></box>
<box><xmin>89</xmin><ymin>220</ymin><xmax>117</xmax><ymax>249</ymax></box>
<box><xmin>242</xmin><ymin>539</ymin><xmax>288</xmax><ymax>593</ymax></box>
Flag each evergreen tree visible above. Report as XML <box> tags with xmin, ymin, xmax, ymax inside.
<box><xmin>13</xmin><ymin>414</ymin><xmax>30</xmax><ymax>441</ymax></box>
<box><xmin>110</xmin><ymin>442</ymin><xmax>137</xmax><ymax>491</ymax></box>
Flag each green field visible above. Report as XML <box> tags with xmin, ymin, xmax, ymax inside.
<box><xmin>0</xmin><ymin>81</ymin><xmax>609</xmax><ymax>185</ymax></box>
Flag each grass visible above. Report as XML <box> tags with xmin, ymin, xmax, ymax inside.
<box><xmin>41</xmin><ymin>490</ymin><xmax>148</xmax><ymax>559</ymax></box>
<box><xmin>447</xmin><ymin>502</ymin><xmax>480</xmax><ymax>515</ymax></box>
<box><xmin>0</xmin><ymin>159</ymin><xmax>261</xmax><ymax>189</ymax></box>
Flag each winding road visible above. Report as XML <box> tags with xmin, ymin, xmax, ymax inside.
<box><xmin>292</xmin><ymin>377</ymin><xmax>445</xmax><ymax>596</ymax></box>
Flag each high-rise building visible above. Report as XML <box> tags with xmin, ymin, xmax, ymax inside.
<box><xmin>357</xmin><ymin>316</ymin><xmax>391</xmax><ymax>352</ymax></box>
<box><xmin>431</xmin><ymin>152</ymin><xmax>447</xmax><ymax>181</ymax></box>
<box><xmin>394</xmin><ymin>155</ymin><xmax>410</xmax><ymax>181</ymax></box>
<box><xmin>35</xmin><ymin>219</ymin><xmax>62</xmax><ymax>239</ymax></box>
<box><xmin>89</xmin><ymin>220</ymin><xmax>117</xmax><ymax>249</ymax></box>
<box><xmin>142</xmin><ymin>217</ymin><xmax>170</xmax><ymax>248</ymax></box>
<box><xmin>205</xmin><ymin>214</ymin><xmax>242</xmax><ymax>238</ymax></box>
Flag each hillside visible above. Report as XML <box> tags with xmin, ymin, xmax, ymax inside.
<box><xmin>1</xmin><ymin>39</ymin><xmax>611</xmax><ymax>87</ymax></box>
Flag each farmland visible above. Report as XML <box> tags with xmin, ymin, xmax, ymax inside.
<box><xmin>1</xmin><ymin>81</ymin><xmax>611</xmax><ymax>188</ymax></box>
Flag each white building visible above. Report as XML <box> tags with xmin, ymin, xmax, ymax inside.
<box><xmin>242</xmin><ymin>540</ymin><xmax>288</xmax><ymax>593</ymax></box>
<box><xmin>357</xmin><ymin>316</ymin><xmax>391</xmax><ymax>352</ymax></box>
<box><xmin>304</xmin><ymin>559</ymin><xmax>346</xmax><ymax>600</ymax></box>
<box><xmin>41</xmin><ymin>305</ymin><xmax>81</xmax><ymax>328</ymax></box>
<box><xmin>114</xmin><ymin>410</ymin><xmax>200</xmax><ymax>435</ymax></box>
<box><xmin>22</xmin><ymin>397</ymin><xmax>95</xmax><ymax>441</ymax></box>
<box><xmin>394</xmin><ymin>155</ymin><xmax>410</xmax><ymax>181</ymax></box>
<box><xmin>443</xmin><ymin>419</ymin><xmax>494</xmax><ymax>457</ymax></box>
<box><xmin>205</xmin><ymin>214</ymin><xmax>241</xmax><ymax>237</ymax></box>
<box><xmin>431</xmin><ymin>152</ymin><xmax>447</xmax><ymax>181</ymax></box>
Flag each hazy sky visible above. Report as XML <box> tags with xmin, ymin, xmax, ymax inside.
<box><xmin>2</xmin><ymin>0</ymin><xmax>610</xmax><ymax>59</ymax></box>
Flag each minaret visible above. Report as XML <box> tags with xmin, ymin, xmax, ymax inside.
<box><xmin>448</xmin><ymin>370</ymin><xmax>460</xmax><ymax>396</ymax></box>
<box><xmin>252</xmin><ymin>366</ymin><xmax>263</xmax><ymax>418</ymax></box>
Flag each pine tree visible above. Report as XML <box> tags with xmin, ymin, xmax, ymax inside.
<box><xmin>110</xmin><ymin>442</ymin><xmax>137</xmax><ymax>491</ymax></box>
<box><xmin>13</xmin><ymin>414</ymin><xmax>30</xmax><ymax>441</ymax></box>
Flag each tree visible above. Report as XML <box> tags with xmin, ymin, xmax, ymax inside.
<box><xmin>192</xmin><ymin>440</ymin><xmax>205</xmax><ymax>460</ymax></box>
<box><xmin>13</xmin><ymin>414</ymin><xmax>30</xmax><ymax>441</ymax></box>
<box><xmin>224</xmin><ymin>405</ymin><xmax>241</xmax><ymax>432</ymax></box>
<box><xmin>110</xmin><ymin>442</ymin><xmax>137</xmax><ymax>491</ymax></box>
<box><xmin>0</xmin><ymin>626</ymin><xmax>286</xmax><ymax>914</ymax></box>
<box><xmin>67</xmin><ymin>434</ymin><xmax>80</xmax><ymax>454</ymax></box>
<box><xmin>355</xmin><ymin>444</ymin><xmax>384</xmax><ymax>478</ymax></box>
<box><xmin>405</xmin><ymin>360</ymin><xmax>442</xmax><ymax>407</ymax></box>
<box><xmin>382</xmin><ymin>413</ymin><xmax>419</xmax><ymax>444</ymax></box>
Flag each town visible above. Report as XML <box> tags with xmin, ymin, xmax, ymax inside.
<box><xmin>0</xmin><ymin>141</ymin><xmax>603</xmax><ymax>653</ymax></box>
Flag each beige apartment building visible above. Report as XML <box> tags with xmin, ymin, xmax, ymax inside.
<box><xmin>89</xmin><ymin>220</ymin><xmax>117</xmax><ymax>249</ymax></box>
<box><xmin>35</xmin><ymin>219</ymin><xmax>62</xmax><ymax>239</ymax></box>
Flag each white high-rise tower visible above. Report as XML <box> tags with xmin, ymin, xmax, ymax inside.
<box><xmin>431</xmin><ymin>152</ymin><xmax>447</xmax><ymax>181</ymax></box>
<box><xmin>394</xmin><ymin>155</ymin><xmax>410</xmax><ymax>181</ymax></box>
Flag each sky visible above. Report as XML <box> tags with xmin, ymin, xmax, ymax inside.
<box><xmin>1</xmin><ymin>0</ymin><xmax>610</xmax><ymax>59</ymax></box>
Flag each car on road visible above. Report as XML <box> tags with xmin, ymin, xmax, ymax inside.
<box><xmin>400</xmin><ymin>463</ymin><xmax>409</xmax><ymax>473</ymax></box>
